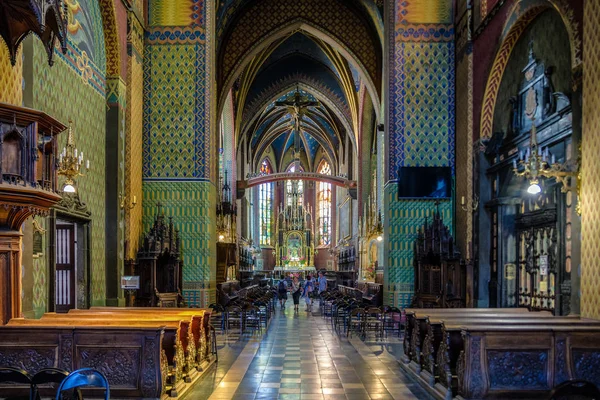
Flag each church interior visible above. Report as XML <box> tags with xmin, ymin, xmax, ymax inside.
<box><xmin>1</xmin><ymin>0</ymin><xmax>600</xmax><ymax>399</ymax></box>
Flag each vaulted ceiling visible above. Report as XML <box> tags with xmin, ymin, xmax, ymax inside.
<box><xmin>216</xmin><ymin>0</ymin><xmax>383</xmax><ymax>175</ymax></box>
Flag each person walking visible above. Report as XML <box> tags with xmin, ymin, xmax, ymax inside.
<box><xmin>278</xmin><ymin>278</ymin><xmax>288</xmax><ymax>309</ymax></box>
<box><xmin>318</xmin><ymin>271</ymin><xmax>327</xmax><ymax>293</ymax></box>
<box><xmin>291</xmin><ymin>276</ymin><xmax>302</xmax><ymax>312</ymax></box>
<box><xmin>303</xmin><ymin>275</ymin><xmax>314</xmax><ymax>312</ymax></box>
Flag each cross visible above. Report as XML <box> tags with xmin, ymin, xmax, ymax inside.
<box><xmin>274</xmin><ymin>87</ymin><xmax>320</xmax><ymax>159</ymax></box>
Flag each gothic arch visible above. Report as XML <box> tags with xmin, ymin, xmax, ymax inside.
<box><xmin>218</xmin><ymin>2</ymin><xmax>382</xmax><ymax>117</ymax></box>
<box><xmin>240</xmin><ymin>82</ymin><xmax>355</xmax><ymax>153</ymax></box>
<box><xmin>480</xmin><ymin>0</ymin><xmax>581</xmax><ymax>139</ymax></box>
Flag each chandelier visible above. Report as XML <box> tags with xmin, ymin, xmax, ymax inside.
<box><xmin>56</xmin><ymin>121</ymin><xmax>89</xmax><ymax>193</ymax></box>
<box><xmin>0</xmin><ymin>0</ymin><xmax>68</xmax><ymax>66</ymax></box>
<box><xmin>512</xmin><ymin>120</ymin><xmax>576</xmax><ymax>195</ymax></box>
<box><xmin>216</xmin><ymin>170</ymin><xmax>236</xmax><ymax>241</ymax></box>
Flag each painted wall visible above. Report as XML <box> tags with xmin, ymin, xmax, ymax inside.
<box><xmin>581</xmin><ymin>0</ymin><xmax>600</xmax><ymax>319</ymax></box>
<box><xmin>143</xmin><ymin>0</ymin><xmax>216</xmax><ymax>306</ymax></box>
<box><xmin>385</xmin><ymin>0</ymin><xmax>455</xmax><ymax>308</ymax></box>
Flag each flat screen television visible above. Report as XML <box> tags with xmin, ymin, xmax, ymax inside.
<box><xmin>397</xmin><ymin>166</ymin><xmax>452</xmax><ymax>199</ymax></box>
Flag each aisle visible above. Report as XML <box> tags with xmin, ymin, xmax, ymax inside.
<box><xmin>188</xmin><ymin>305</ymin><xmax>432</xmax><ymax>400</ymax></box>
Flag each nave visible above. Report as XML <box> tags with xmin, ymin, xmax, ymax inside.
<box><xmin>187</xmin><ymin>305</ymin><xmax>430</xmax><ymax>400</ymax></box>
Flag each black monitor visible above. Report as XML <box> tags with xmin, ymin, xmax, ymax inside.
<box><xmin>397</xmin><ymin>166</ymin><xmax>452</xmax><ymax>199</ymax></box>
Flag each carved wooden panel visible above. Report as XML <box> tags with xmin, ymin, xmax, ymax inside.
<box><xmin>0</xmin><ymin>345</ymin><xmax>56</xmax><ymax>373</ymax></box>
<box><xmin>78</xmin><ymin>347</ymin><xmax>140</xmax><ymax>388</ymax></box>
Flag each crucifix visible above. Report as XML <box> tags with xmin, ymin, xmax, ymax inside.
<box><xmin>274</xmin><ymin>87</ymin><xmax>320</xmax><ymax>165</ymax></box>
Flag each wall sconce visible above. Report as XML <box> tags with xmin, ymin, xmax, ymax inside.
<box><xmin>460</xmin><ymin>194</ymin><xmax>479</xmax><ymax>212</ymax></box>
<box><xmin>57</xmin><ymin>120</ymin><xmax>90</xmax><ymax>193</ymax></box>
<box><xmin>512</xmin><ymin>115</ymin><xmax>577</xmax><ymax>195</ymax></box>
<box><xmin>120</xmin><ymin>193</ymin><xmax>137</xmax><ymax>210</ymax></box>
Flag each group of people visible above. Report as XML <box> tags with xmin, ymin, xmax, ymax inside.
<box><xmin>277</xmin><ymin>271</ymin><xmax>328</xmax><ymax>312</ymax></box>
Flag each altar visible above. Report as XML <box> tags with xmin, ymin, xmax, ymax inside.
<box><xmin>274</xmin><ymin>181</ymin><xmax>316</xmax><ymax>272</ymax></box>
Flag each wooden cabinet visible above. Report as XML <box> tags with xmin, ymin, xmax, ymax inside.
<box><xmin>133</xmin><ymin>205</ymin><xmax>183</xmax><ymax>307</ymax></box>
<box><xmin>412</xmin><ymin>209</ymin><xmax>467</xmax><ymax>308</ymax></box>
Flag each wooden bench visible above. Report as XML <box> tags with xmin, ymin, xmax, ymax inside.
<box><xmin>402</xmin><ymin>308</ymin><xmax>546</xmax><ymax>364</ymax></box>
<box><xmin>455</xmin><ymin>324</ymin><xmax>600</xmax><ymax>399</ymax></box>
<box><xmin>8</xmin><ymin>317</ymin><xmax>189</xmax><ymax>397</ymax></box>
<box><xmin>88</xmin><ymin>307</ymin><xmax>214</xmax><ymax>362</ymax></box>
<box><xmin>423</xmin><ymin>317</ymin><xmax>599</xmax><ymax>396</ymax></box>
<box><xmin>0</xmin><ymin>325</ymin><xmax>164</xmax><ymax>399</ymax></box>
<box><xmin>64</xmin><ymin>310</ymin><xmax>211</xmax><ymax>366</ymax></box>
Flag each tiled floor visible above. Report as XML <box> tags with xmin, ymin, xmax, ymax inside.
<box><xmin>185</xmin><ymin>304</ymin><xmax>432</xmax><ymax>400</ymax></box>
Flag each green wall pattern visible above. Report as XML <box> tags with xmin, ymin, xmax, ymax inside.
<box><xmin>385</xmin><ymin>185</ymin><xmax>452</xmax><ymax>308</ymax></box>
<box><xmin>142</xmin><ymin>181</ymin><xmax>216</xmax><ymax>307</ymax></box>
<box><xmin>28</xmin><ymin>39</ymin><xmax>107</xmax><ymax>305</ymax></box>
<box><xmin>143</xmin><ymin>44</ymin><xmax>206</xmax><ymax>178</ymax></box>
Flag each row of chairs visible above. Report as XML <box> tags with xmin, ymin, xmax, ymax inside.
<box><xmin>211</xmin><ymin>285</ymin><xmax>275</xmax><ymax>335</ymax></box>
<box><xmin>320</xmin><ymin>290</ymin><xmax>403</xmax><ymax>338</ymax></box>
<box><xmin>0</xmin><ymin>367</ymin><xmax>109</xmax><ymax>400</ymax></box>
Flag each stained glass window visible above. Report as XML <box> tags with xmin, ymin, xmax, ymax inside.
<box><xmin>286</xmin><ymin>164</ymin><xmax>303</xmax><ymax>206</ymax></box>
<box><xmin>259</xmin><ymin>160</ymin><xmax>273</xmax><ymax>246</ymax></box>
<box><xmin>317</xmin><ymin>161</ymin><xmax>332</xmax><ymax>246</ymax></box>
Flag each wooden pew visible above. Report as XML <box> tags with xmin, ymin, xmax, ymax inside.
<box><xmin>87</xmin><ymin>307</ymin><xmax>214</xmax><ymax>363</ymax></box>
<box><xmin>402</xmin><ymin>308</ymin><xmax>548</xmax><ymax>364</ymax></box>
<box><xmin>0</xmin><ymin>325</ymin><xmax>164</xmax><ymax>399</ymax></box>
<box><xmin>421</xmin><ymin>317</ymin><xmax>599</xmax><ymax>397</ymax></box>
<box><xmin>8</xmin><ymin>317</ymin><xmax>190</xmax><ymax>397</ymax></box>
<box><xmin>56</xmin><ymin>310</ymin><xmax>210</xmax><ymax>366</ymax></box>
<box><xmin>455</xmin><ymin>324</ymin><xmax>600</xmax><ymax>400</ymax></box>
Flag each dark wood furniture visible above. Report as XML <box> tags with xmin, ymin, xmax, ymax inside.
<box><xmin>0</xmin><ymin>325</ymin><xmax>164</xmax><ymax>398</ymax></box>
<box><xmin>1</xmin><ymin>307</ymin><xmax>215</xmax><ymax>399</ymax></box>
<box><xmin>398</xmin><ymin>308</ymin><xmax>600</xmax><ymax>400</ymax></box>
<box><xmin>357</xmin><ymin>282</ymin><xmax>383</xmax><ymax>307</ymax></box>
<box><xmin>217</xmin><ymin>281</ymin><xmax>241</xmax><ymax>307</ymax></box>
<box><xmin>132</xmin><ymin>204</ymin><xmax>184</xmax><ymax>307</ymax></box>
<box><xmin>337</xmin><ymin>247</ymin><xmax>357</xmax><ymax>287</ymax></box>
<box><xmin>484</xmin><ymin>45</ymin><xmax>574</xmax><ymax>314</ymax></box>
<box><xmin>0</xmin><ymin>103</ymin><xmax>66</xmax><ymax>324</ymax></box>
<box><xmin>412</xmin><ymin>209</ymin><xmax>468</xmax><ymax>308</ymax></box>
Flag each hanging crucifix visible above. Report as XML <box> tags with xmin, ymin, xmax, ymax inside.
<box><xmin>274</xmin><ymin>87</ymin><xmax>320</xmax><ymax>166</ymax></box>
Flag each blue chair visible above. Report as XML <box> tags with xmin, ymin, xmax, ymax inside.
<box><xmin>55</xmin><ymin>368</ymin><xmax>109</xmax><ymax>400</ymax></box>
<box><xmin>0</xmin><ymin>367</ymin><xmax>33</xmax><ymax>400</ymax></box>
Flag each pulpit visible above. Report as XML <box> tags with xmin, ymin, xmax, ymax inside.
<box><xmin>0</xmin><ymin>103</ymin><xmax>65</xmax><ymax>323</ymax></box>
<box><xmin>133</xmin><ymin>205</ymin><xmax>184</xmax><ymax>307</ymax></box>
<box><xmin>412</xmin><ymin>208</ymin><xmax>467</xmax><ymax>308</ymax></box>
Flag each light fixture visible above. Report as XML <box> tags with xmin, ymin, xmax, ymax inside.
<box><xmin>376</xmin><ymin>235</ymin><xmax>383</xmax><ymax>242</ymax></box>
<box><xmin>120</xmin><ymin>193</ymin><xmax>137</xmax><ymax>210</ymax></box>
<box><xmin>460</xmin><ymin>194</ymin><xmax>479</xmax><ymax>212</ymax></box>
<box><xmin>56</xmin><ymin>120</ymin><xmax>90</xmax><ymax>193</ymax></box>
<box><xmin>216</xmin><ymin>169</ymin><xmax>236</xmax><ymax>243</ymax></box>
<box><xmin>527</xmin><ymin>180</ymin><xmax>541</xmax><ymax>194</ymax></box>
<box><xmin>513</xmin><ymin>98</ymin><xmax>576</xmax><ymax>195</ymax></box>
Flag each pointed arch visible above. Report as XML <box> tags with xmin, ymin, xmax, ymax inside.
<box><xmin>259</xmin><ymin>158</ymin><xmax>274</xmax><ymax>246</ymax></box>
<box><xmin>317</xmin><ymin>159</ymin><xmax>332</xmax><ymax>246</ymax></box>
<box><xmin>218</xmin><ymin>15</ymin><xmax>381</xmax><ymax>121</ymax></box>
<box><xmin>480</xmin><ymin>0</ymin><xmax>582</xmax><ymax>139</ymax></box>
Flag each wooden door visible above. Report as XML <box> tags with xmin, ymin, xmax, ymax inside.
<box><xmin>55</xmin><ymin>225</ymin><xmax>75</xmax><ymax>312</ymax></box>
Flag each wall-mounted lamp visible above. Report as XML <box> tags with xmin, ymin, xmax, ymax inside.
<box><xmin>120</xmin><ymin>193</ymin><xmax>137</xmax><ymax>210</ymax></box>
<box><xmin>460</xmin><ymin>194</ymin><xmax>479</xmax><ymax>212</ymax></box>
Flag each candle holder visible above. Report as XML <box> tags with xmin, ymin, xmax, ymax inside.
<box><xmin>120</xmin><ymin>193</ymin><xmax>137</xmax><ymax>210</ymax></box>
<box><xmin>56</xmin><ymin>120</ymin><xmax>90</xmax><ymax>193</ymax></box>
<box><xmin>460</xmin><ymin>194</ymin><xmax>479</xmax><ymax>212</ymax></box>
<box><xmin>512</xmin><ymin>116</ymin><xmax>577</xmax><ymax>195</ymax></box>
